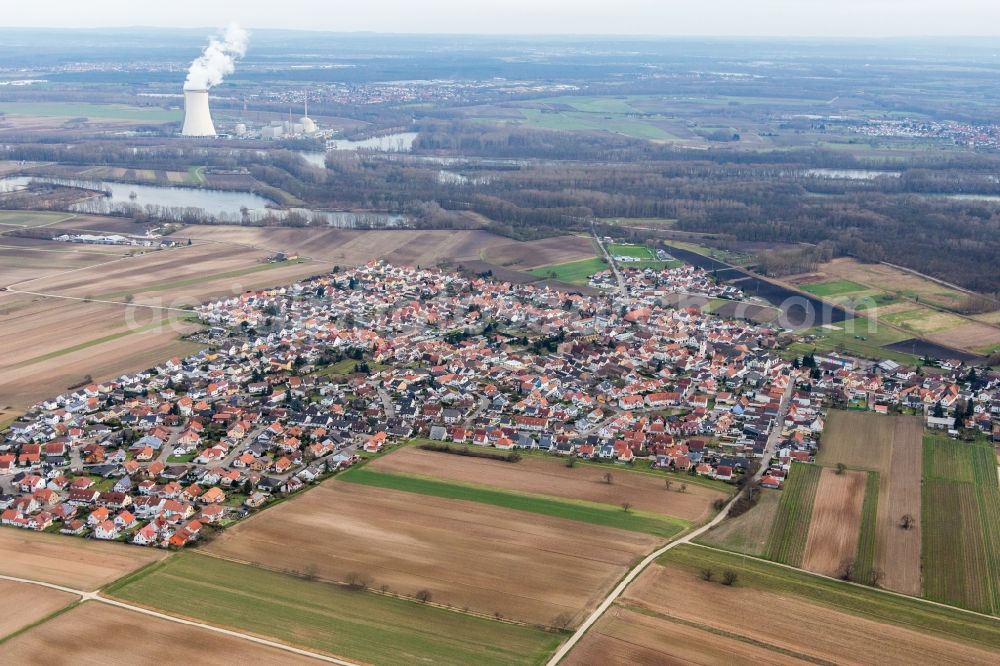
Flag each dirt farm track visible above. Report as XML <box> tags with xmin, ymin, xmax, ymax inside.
<box><xmin>0</xmin><ymin>603</ymin><xmax>321</xmax><ymax>665</ymax></box>
<box><xmin>573</xmin><ymin>561</ymin><xmax>1000</xmax><ymax>666</ymax></box>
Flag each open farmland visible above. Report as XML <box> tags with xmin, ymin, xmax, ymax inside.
<box><xmin>579</xmin><ymin>544</ymin><xmax>1000</xmax><ymax>666</ymax></box>
<box><xmin>0</xmin><ymin>102</ymin><xmax>181</xmax><ymax>123</ymax></box>
<box><xmin>854</xmin><ymin>471</ymin><xmax>881</xmax><ymax>585</ymax></box>
<box><xmin>0</xmin><ymin>210</ymin><xmax>74</xmax><ymax>228</ymax></box>
<box><xmin>765</xmin><ymin>462</ymin><xmax>821</xmax><ymax>566</ymax></box>
<box><xmin>565</xmin><ymin>605</ymin><xmax>802</xmax><ymax>666</ymax></box>
<box><xmin>481</xmin><ymin>234</ymin><xmax>596</xmax><ymax>270</ymax></box>
<box><xmin>206</xmin><ymin>480</ymin><xmax>659</xmax><ymax>627</ymax></box>
<box><xmin>695</xmin><ymin>489</ymin><xmax>781</xmax><ymax>556</ymax></box>
<box><xmin>0</xmin><ymin>294</ymin><xmax>203</xmax><ymax>409</ymax></box>
<box><xmin>0</xmin><ymin>580</ymin><xmax>78</xmax><ymax>640</ymax></box>
<box><xmin>817</xmin><ymin>409</ymin><xmax>895</xmax><ymax>471</ymax></box>
<box><xmin>341</xmin><ymin>467</ymin><xmax>688</xmax><ymax>538</ymax></box>
<box><xmin>106</xmin><ymin>554</ymin><xmax>559</xmax><ymax>666</ymax></box>
<box><xmin>922</xmin><ymin>435</ymin><xmax>1000</xmax><ymax>614</ymax></box>
<box><xmin>0</xmin><ymin>602</ymin><xmax>323</xmax><ymax>666</ymax></box>
<box><xmin>798</xmin><ymin>257</ymin><xmax>969</xmax><ymax>311</ymax></box>
<box><xmin>369</xmin><ymin>446</ymin><xmax>726</xmax><ymax>523</ymax></box>
<box><xmin>0</xmin><ymin>529</ymin><xmax>166</xmax><ymax>591</ymax></box>
<box><xmin>875</xmin><ymin>416</ymin><xmax>924</xmax><ymax>596</ymax></box>
<box><xmin>529</xmin><ymin>257</ymin><xmax>607</xmax><ymax>284</ymax></box>
<box><xmin>801</xmin><ymin>468</ymin><xmax>867</xmax><ymax>577</ymax></box>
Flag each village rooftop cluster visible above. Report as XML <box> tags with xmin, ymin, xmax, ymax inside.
<box><xmin>1</xmin><ymin>261</ymin><xmax>994</xmax><ymax>547</ymax></box>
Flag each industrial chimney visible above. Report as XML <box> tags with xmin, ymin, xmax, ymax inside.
<box><xmin>182</xmin><ymin>89</ymin><xmax>216</xmax><ymax>137</ymax></box>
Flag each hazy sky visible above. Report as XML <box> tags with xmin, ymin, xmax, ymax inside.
<box><xmin>8</xmin><ymin>0</ymin><xmax>1000</xmax><ymax>37</ymax></box>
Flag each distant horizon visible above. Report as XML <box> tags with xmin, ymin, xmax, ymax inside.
<box><xmin>7</xmin><ymin>1</ymin><xmax>1000</xmax><ymax>38</ymax></box>
<box><xmin>4</xmin><ymin>26</ymin><xmax>1000</xmax><ymax>41</ymax></box>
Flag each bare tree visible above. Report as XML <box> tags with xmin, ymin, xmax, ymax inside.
<box><xmin>699</xmin><ymin>568</ymin><xmax>714</xmax><ymax>582</ymax></box>
<box><xmin>344</xmin><ymin>572</ymin><xmax>372</xmax><ymax>591</ymax></box>
<box><xmin>870</xmin><ymin>568</ymin><xmax>885</xmax><ymax>588</ymax></box>
<box><xmin>835</xmin><ymin>462</ymin><xmax>846</xmax><ymax>475</ymax></box>
<box><xmin>304</xmin><ymin>563</ymin><xmax>319</xmax><ymax>581</ymax></box>
<box><xmin>721</xmin><ymin>570</ymin><xmax>738</xmax><ymax>586</ymax></box>
<box><xmin>551</xmin><ymin>612</ymin><xmax>573</xmax><ymax>631</ymax></box>
<box><xmin>679</xmin><ymin>483</ymin><xmax>687</xmax><ymax>493</ymax></box>
<box><xmin>602</xmin><ymin>472</ymin><xmax>614</xmax><ymax>485</ymax></box>
<box><xmin>899</xmin><ymin>514</ymin><xmax>915</xmax><ymax>530</ymax></box>
<box><xmin>621</xmin><ymin>501</ymin><xmax>632</xmax><ymax>513</ymax></box>
<box><xmin>664</xmin><ymin>479</ymin><xmax>673</xmax><ymax>491</ymax></box>
<box><xmin>415</xmin><ymin>589</ymin><xmax>433</xmax><ymax>603</ymax></box>
<box><xmin>838</xmin><ymin>558</ymin><xmax>855</xmax><ymax>582</ymax></box>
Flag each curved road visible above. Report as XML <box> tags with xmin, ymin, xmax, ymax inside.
<box><xmin>546</xmin><ymin>372</ymin><xmax>796</xmax><ymax>665</ymax></box>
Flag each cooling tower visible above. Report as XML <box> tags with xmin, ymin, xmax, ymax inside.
<box><xmin>182</xmin><ymin>89</ymin><xmax>216</xmax><ymax>137</ymax></box>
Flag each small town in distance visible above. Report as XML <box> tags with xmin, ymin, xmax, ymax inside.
<box><xmin>0</xmin><ymin>8</ymin><xmax>999</xmax><ymax>666</ymax></box>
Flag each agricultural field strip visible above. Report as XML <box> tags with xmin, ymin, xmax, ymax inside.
<box><xmin>671</xmin><ymin>544</ymin><xmax>1000</xmax><ymax>649</ymax></box>
<box><xmin>0</xmin><ymin>569</ymin><xmax>358</xmax><ymax>665</ymax></box>
<box><xmin>922</xmin><ymin>437</ymin><xmax>1000</xmax><ymax>614</ymax></box>
<box><xmin>765</xmin><ymin>462</ymin><xmax>822</xmax><ymax>565</ymax></box>
<box><xmin>106</xmin><ymin>553</ymin><xmax>560</xmax><ymax>666</ymax></box>
<box><xmin>4</xmin><ymin>287</ymin><xmax>196</xmax><ymax>313</ymax></box>
<box><xmin>339</xmin><ymin>467</ymin><xmax>689</xmax><ymax>538</ymax></box>
<box><xmin>543</xmin><ymin>471</ymin><xmax>744</xmax><ymax>666</ymax></box>
<box><xmin>853</xmin><ymin>471</ymin><xmax>880</xmax><ymax>584</ymax></box>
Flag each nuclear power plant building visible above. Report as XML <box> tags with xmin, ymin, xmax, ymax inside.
<box><xmin>182</xmin><ymin>89</ymin><xmax>216</xmax><ymax>137</ymax></box>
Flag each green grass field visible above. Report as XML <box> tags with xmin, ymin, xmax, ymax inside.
<box><xmin>515</xmin><ymin>108</ymin><xmax>681</xmax><ymax>142</ymax></box>
<box><xmin>764</xmin><ymin>462</ymin><xmax>821</xmax><ymax>566</ymax></box>
<box><xmin>854</xmin><ymin>471</ymin><xmax>880</xmax><ymax>585</ymax></box>
<box><xmin>105</xmin><ymin>554</ymin><xmax>559</xmax><ymax>666</ymax></box>
<box><xmin>0</xmin><ymin>211</ymin><xmax>74</xmax><ymax>227</ymax></box>
<box><xmin>339</xmin><ymin>467</ymin><xmax>688</xmax><ymax>539</ymax></box>
<box><xmin>528</xmin><ymin>257</ymin><xmax>607</xmax><ymax>284</ymax></box>
<box><xmin>662</xmin><ymin>545</ymin><xmax>1000</xmax><ymax>651</ymax></box>
<box><xmin>608</xmin><ymin>243</ymin><xmax>655</xmax><ymax>259</ymax></box>
<box><xmin>694</xmin><ymin>489</ymin><xmax>781</xmax><ymax>556</ymax></box>
<box><xmin>791</xmin><ymin>316</ymin><xmax>917</xmax><ymax>364</ymax></box>
<box><xmin>0</xmin><ymin>102</ymin><xmax>181</xmax><ymax>122</ymax></box>
<box><xmin>800</xmin><ymin>280</ymin><xmax>868</xmax><ymax>297</ymax></box>
<box><xmin>188</xmin><ymin>166</ymin><xmax>206</xmax><ymax>185</ymax></box>
<box><xmin>922</xmin><ymin>435</ymin><xmax>1000</xmax><ymax>614</ymax></box>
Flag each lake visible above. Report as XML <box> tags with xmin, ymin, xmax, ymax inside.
<box><xmin>0</xmin><ymin>176</ymin><xmax>406</xmax><ymax>228</ymax></box>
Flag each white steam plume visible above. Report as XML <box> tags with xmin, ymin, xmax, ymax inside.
<box><xmin>184</xmin><ymin>24</ymin><xmax>249</xmax><ymax>91</ymax></box>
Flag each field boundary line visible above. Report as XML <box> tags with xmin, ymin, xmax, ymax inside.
<box><xmin>688</xmin><ymin>542</ymin><xmax>1000</xmax><ymax>624</ymax></box>
<box><xmin>0</xmin><ymin>570</ymin><xmax>355</xmax><ymax>664</ymax></box>
<box><xmin>192</xmin><ymin>549</ymin><xmax>555</xmax><ymax>630</ymax></box>
<box><xmin>3</xmin><ymin>287</ymin><xmax>196</xmax><ymax>313</ymax></box>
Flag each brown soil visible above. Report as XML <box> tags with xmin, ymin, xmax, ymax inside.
<box><xmin>0</xmin><ymin>580</ymin><xmax>78</xmax><ymax>639</ymax></box>
<box><xmin>566</xmin><ymin>605</ymin><xmax>802</xmax><ymax>666</ymax></box>
<box><xmin>817</xmin><ymin>410</ymin><xmax>894</xmax><ymax>472</ymax></box>
<box><xmin>875</xmin><ymin>416</ymin><xmax>924</xmax><ymax>596</ymax></box>
<box><xmin>0</xmin><ymin>530</ymin><xmax>166</xmax><ymax>591</ymax></box>
<box><xmin>0</xmin><ymin>602</ymin><xmax>320</xmax><ymax>665</ymax></box>
<box><xmin>617</xmin><ymin>563</ymin><xmax>999</xmax><ymax>666</ymax></box>
<box><xmin>801</xmin><ymin>468</ymin><xmax>867</xmax><ymax>576</ymax></box>
<box><xmin>206</xmin><ymin>481</ymin><xmax>658</xmax><ymax>627</ymax></box>
<box><xmin>370</xmin><ymin>447</ymin><xmax>726</xmax><ymax>523</ymax></box>
<box><xmin>482</xmin><ymin>235</ymin><xmax>596</xmax><ymax>270</ymax></box>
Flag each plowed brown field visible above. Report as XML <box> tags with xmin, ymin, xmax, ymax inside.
<box><xmin>0</xmin><ymin>602</ymin><xmax>320</xmax><ymax>665</ymax></box>
<box><xmin>611</xmin><ymin>561</ymin><xmax>999</xmax><ymax>666</ymax></box>
<box><xmin>206</xmin><ymin>481</ymin><xmax>658</xmax><ymax>627</ymax></box>
<box><xmin>875</xmin><ymin>416</ymin><xmax>924</xmax><ymax>596</ymax></box>
<box><xmin>0</xmin><ymin>530</ymin><xmax>166</xmax><ymax>590</ymax></box>
<box><xmin>801</xmin><ymin>468</ymin><xmax>867</xmax><ymax>577</ymax></box>
<box><xmin>370</xmin><ymin>447</ymin><xmax>725</xmax><ymax>523</ymax></box>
